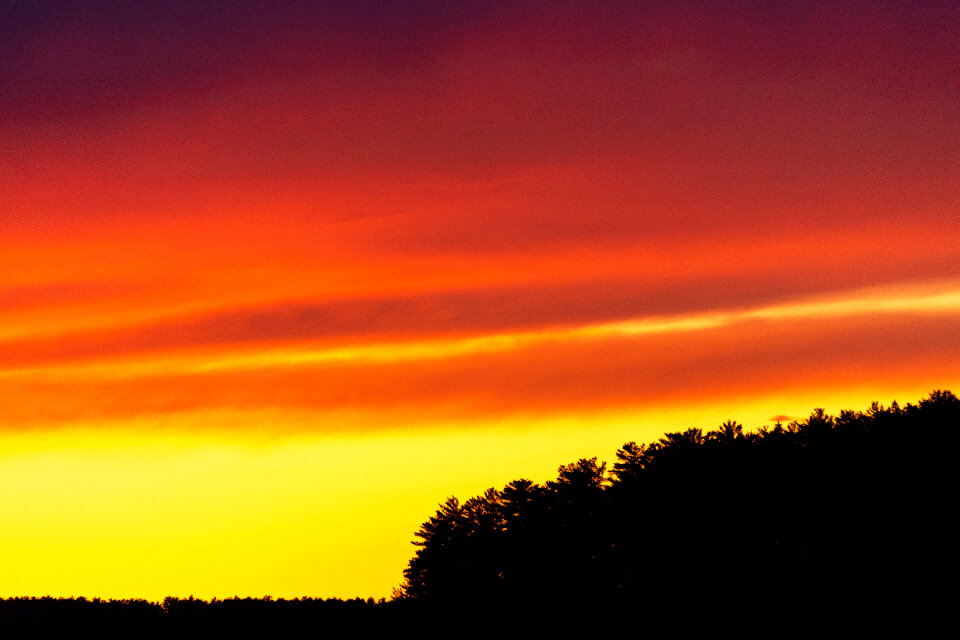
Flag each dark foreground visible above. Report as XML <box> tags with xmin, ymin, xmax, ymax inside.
<box><xmin>0</xmin><ymin>590</ymin><xmax>950</xmax><ymax>639</ymax></box>
<box><xmin>3</xmin><ymin>390</ymin><xmax>956</xmax><ymax>638</ymax></box>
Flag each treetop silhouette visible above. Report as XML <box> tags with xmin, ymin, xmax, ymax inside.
<box><xmin>397</xmin><ymin>389</ymin><xmax>959</xmax><ymax>618</ymax></box>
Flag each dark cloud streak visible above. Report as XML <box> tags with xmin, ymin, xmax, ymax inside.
<box><xmin>2</xmin><ymin>255</ymin><xmax>959</xmax><ymax>370</ymax></box>
<box><xmin>2</xmin><ymin>311</ymin><xmax>958</xmax><ymax>429</ymax></box>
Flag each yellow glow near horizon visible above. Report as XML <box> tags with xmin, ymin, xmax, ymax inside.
<box><xmin>1</xmin><ymin>379</ymin><xmax>954</xmax><ymax>600</ymax></box>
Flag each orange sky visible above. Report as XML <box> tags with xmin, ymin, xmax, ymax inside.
<box><xmin>2</xmin><ymin>1</ymin><xmax>960</xmax><ymax>600</ymax></box>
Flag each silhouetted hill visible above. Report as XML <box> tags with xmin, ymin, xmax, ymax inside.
<box><xmin>3</xmin><ymin>390</ymin><xmax>956</xmax><ymax>637</ymax></box>
<box><xmin>397</xmin><ymin>389</ymin><xmax>958</xmax><ymax>633</ymax></box>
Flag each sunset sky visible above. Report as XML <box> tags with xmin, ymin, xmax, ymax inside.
<box><xmin>2</xmin><ymin>0</ymin><xmax>959</xmax><ymax>600</ymax></box>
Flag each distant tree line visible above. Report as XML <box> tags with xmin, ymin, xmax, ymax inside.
<box><xmin>0</xmin><ymin>596</ymin><xmax>395</xmax><ymax>639</ymax></box>
<box><xmin>2</xmin><ymin>390</ymin><xmax>956</xmax><ymax>636</ymax></box>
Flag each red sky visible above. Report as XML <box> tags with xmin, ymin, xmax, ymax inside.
<box><xmin>1</xmin><ymin>0</ymin><xmax>959</xmax><ymax>599</ymax></box>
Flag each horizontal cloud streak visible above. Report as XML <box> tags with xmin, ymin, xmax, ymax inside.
<box><xmin>2</xmin><ymin>258</ymin><xmax>959</xmax><ymax>367</ymax></box>
<box><xmin>2</xmin><ymin>284</ymin><xmax>959</xmax><ymax>429</ymax></box>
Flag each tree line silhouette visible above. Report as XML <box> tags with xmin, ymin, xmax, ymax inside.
<box><xmin>2</xmin><ymin>390</ymin><xmax>956</xmax><ymax>636</ymax></box>
<box><xmin>396</xmin><ymin>389</ymin><xmax>957</xmax><ymax>631</ymax></box>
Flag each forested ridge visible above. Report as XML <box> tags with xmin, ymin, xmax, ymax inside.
<box><xmin>399</xmin><ymin>389</ymin><xmax>958</xmax><ymax>604</ymax></box>
<box><xmin>3</xmin><ymin>390</ymin><xmax>957</xmax><ymax>637</ymax></box>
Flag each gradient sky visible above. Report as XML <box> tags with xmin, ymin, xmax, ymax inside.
<box><xmin>2</xmin><ymin>0</ymin><xmax>960</xmax><ymax>600</ymax></box>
